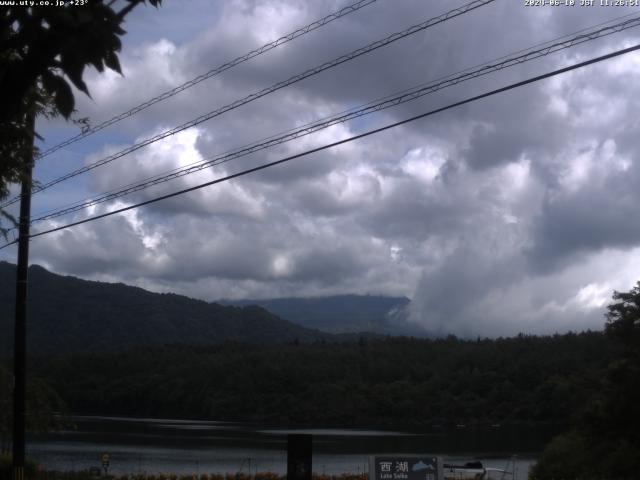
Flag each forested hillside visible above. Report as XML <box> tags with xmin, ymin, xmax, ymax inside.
<box><xmin>221</xmin><ymin>295</ymin><xmax>414</xmax><ymax>335</ymax></box>
<box><xmin>0</xmin><ymin>262</ymin><xmax>328</xmax><ymax>354</ymax></box>
<box><xmin>30</xmin><ymin>332</ymin><xmax>613</xmax><ymax>429</ymax></box>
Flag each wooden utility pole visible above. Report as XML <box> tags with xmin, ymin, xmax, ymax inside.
<box><xmin>13</xmin><ymin>106</ymin><xmax>35</xmax><ymax>480</ymax></box>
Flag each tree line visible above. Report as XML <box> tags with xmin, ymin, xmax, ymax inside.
<box><xmin>25</xmin><ymin>331</ymin><xmax>614</xmax><ymax>430</ymax></box>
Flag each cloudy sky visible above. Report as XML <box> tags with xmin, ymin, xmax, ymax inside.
<box><xmin>3</xmin><ymin>0</ymin><xmax>640</xmax><ymax>337</ymax></box>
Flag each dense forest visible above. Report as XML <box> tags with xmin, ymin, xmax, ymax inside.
<box><xmin>26</xmin><ymin>332</ymin><xmax>614</xmax><ymax>429</ymax></box>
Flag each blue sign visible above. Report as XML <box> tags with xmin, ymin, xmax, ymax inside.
<box><xmin>370</xmin><ymin>456</ymin><xmax>442</xmax><ymax>480</ymax></box>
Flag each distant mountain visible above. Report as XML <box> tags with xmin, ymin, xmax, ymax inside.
<box><xmin>220</xmin><ymin>294</ymin><xmax>423</xmax><ymax>336</ymax></box>
<box><xmin>0</xmin><ymin>262</ymin><xmax>329</xmax><ymax>355</ymax></box>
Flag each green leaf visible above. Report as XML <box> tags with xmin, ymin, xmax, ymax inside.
<box><xmin>40</xmin><ymin>70</ymin><xmax>58</xmax><ymax>95</ymax></box>
<box><xmin>76</xmin><ymin>10</ymin><xmax>93</xmax><ymax>25</ymax></box>
<box><xmin>50</xmin><ymin>9</ymin><xmax>76</xmax><ymax>28</ymax></box>
<box><xmin>53</xmin><ymin>77</ymin><xmax>75</xmax><ymax>119</ymax></box>
<box><xmin>41</xmin><ymin>71</ymin><xmax>75</xmax><ymax>118</ymax></box>
<box><xmin>60</xmin><ymin>54</ymin><xmax>90</xmax><ymax>97</ymax></box>
<box><xmin>104</xmin><ymin>51</ymin><xmax>122</xmax><ymax>74</ymax></box>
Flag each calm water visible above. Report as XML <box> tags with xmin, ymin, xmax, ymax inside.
<box><xmin>27</xmin><ymin>416</ymin><xmax>540</xmax><ymax>478</ymax></box>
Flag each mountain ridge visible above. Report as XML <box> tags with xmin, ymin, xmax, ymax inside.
<box><xmin>219</xmin><ymin>294</ymin><xmax>423</xmax><ymax>336</ymax></box>
<box><xmin>0</xmin><ymin>261</ymin><xmax>330</xmax><ymax>355</ymax></box>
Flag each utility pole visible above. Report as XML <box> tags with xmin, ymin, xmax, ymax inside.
<box><xmin>13</xmin><ymin>105</ymin><xmax>35</xmax><ymax>480</ymax></box>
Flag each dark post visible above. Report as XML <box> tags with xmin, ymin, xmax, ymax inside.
<box><xmin>286</xmin><ymin>434</ymin><xmax>312</xmax><ymax>480</ymax></box>
<box><xmin>13</xmin><ymin>107</ymin><xmax>35</xmax><ymax>480</ymax></box>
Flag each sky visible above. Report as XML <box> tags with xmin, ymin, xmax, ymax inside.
<box><xmin>3</xmin><ymin>0</ymin><xmax>640</xmax><ymax>337</ymax></box>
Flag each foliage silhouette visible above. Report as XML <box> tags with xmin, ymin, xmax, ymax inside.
<box><xmin>0</xmin><ymin>0</ymin><xmax>161</xmax><ymax>229</ymax></box>
<box><xmin>530</xmin><ymin>282</ymin><xmax>640</xmax><ymax>480</ymax></box>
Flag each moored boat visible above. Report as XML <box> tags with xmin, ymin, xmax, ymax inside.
<box><xmin>443</xmin><ymin>461</ymin><xmax>513</xmax><ymax>480</ymax></box>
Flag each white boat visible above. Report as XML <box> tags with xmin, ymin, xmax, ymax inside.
<box><xmin>443</xmin><ymin>461</ymin><xmax>513</xmax><ymax>480</ymax></box>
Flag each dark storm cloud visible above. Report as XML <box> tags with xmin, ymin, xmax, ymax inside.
<box><xmin>359</xmin><ymin>177</ymin><xmax>480</xmax><ymax>240</ymax></box>
<box><xmin>408</xmin><ymin>243</ymin><xmax>526</xmax><ymax>337</ymax></box>
<box><xmin>461</xmin><ymin>88</ymin><xmax>568</xmax><ymax>170</ymax></box>
<box><xmin>528</xmin><ymin>153</ymin><xmax>640</xmax><ymax>272</ymax></box>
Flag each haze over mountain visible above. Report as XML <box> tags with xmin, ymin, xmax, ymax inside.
<box><xmin>0</xmin><ymin>262</ymin><xmax>330</xmax><ymax>355</ymax></box>
<box><xmin>220</xmin><ymin>295</ymin><xmax>421</xmax><ymax>336</ymax></box>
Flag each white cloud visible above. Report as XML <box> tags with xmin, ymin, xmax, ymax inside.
<box><xmin>401</xmin><ymin>147</ymin><xmax>446</xmax><ymax>184</ymax></box>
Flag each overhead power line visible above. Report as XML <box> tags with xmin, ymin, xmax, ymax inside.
<box><xmin>27</xmin><ymin>14</ymin><xmax>640</xmax><ymax>224</ymax></box>
<box><xmin>1</xmin><ymin>0</ymin><xmax>495</xmax><ymax>209</ymax></box>
<box><xmin>35</xmin><ymin>0</ymin><xmax>379</xmax><ymax>160</ymax></box>
<box><xmin>1</xmin><ymin>42</ymin><xmax>637</xmax><ymax>251</ymax></box>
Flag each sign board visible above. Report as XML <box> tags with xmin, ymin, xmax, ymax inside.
<box><xmin>369</xmin><ymin>456</ymin><xmax>442</xmax><ymax>480</ymax></box>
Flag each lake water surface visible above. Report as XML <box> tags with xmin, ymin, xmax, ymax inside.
<box><xmin>27</xmin><ymin>416</ymin><xmax>541</xmax><ymax>478</ymax></box>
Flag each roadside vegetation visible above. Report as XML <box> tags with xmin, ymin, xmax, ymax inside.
<box><xmin>2</xmin><ymin>461</ymin><xmax>367</xmax><ymax>480</ymax></box>
<box><xmin>0</xmin><ymin>365</ymin><xmax>69</xmax><ymax>455</ymax></box>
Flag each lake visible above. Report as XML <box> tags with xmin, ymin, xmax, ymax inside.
<box><xmin>27</xmin><ymin>416</ymin><xmax>541</xmax><ymax>478</ymax></box>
